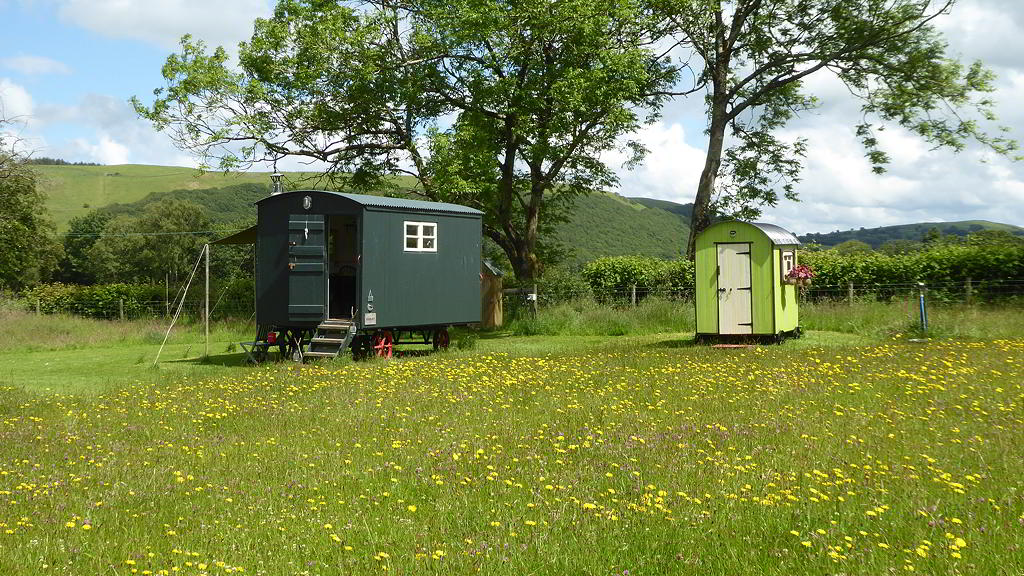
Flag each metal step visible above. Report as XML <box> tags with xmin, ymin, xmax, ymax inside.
<box><xmin>302</xmin><ymin>321</ymin><xmax>358</xmax><ymax>362</ymax></box>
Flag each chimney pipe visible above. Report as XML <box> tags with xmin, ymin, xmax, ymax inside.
<box><xmin>270</xmin><ymin>172</ymin><xmax>283</xmax><ymax>195</ymax></box>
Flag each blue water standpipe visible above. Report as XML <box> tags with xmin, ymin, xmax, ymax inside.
<box><xmin>917</xmin><ymin>282</ymin><xmax>928</xmax><ymax>333</ymax></box>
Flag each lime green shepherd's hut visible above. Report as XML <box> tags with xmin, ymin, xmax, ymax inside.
<box><xmin>695</xmin><ymin>221</ymin><xmax>801</xmax><ymax>340</ymax></box>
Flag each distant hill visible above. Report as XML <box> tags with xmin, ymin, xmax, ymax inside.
<box><xmin>31</xmin><ymin>164</ymin><xmax>326</xmax><ymax>231</ymax></box>
<box><xmin>34</xmin><ymin>164</ymin><xmax>693</xmax><ymax>266</ymax></box>
<box><xmin>800</xmin><ymin>220</ymin><xmax>1024</xmax><ymax>248</ymax></box>
<box><xmin>555</xmin><ymin>193</ymin><xmax>690</xmax><ymax>265</ymax></box>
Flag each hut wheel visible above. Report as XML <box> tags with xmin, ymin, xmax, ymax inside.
<box><xmin>432</xmin><ymin>328</ymin><xmax>450</xmax><ymax>351</ymax></box>
<box><xmin>373</xmin><ymin>330</ymin><xmax>394</xmax><ymax>359</ymax></box>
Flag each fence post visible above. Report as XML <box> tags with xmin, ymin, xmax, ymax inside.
<box><xmin>36</xmin><ymin>298</ymin><xmax>40</xmax><ymax>316</ymax></box>
<box><xmin>848</xmin><ymin>281</ymin><xmax>854</xmax><ymax>305</ymax></box>
<box><xmin>119</xmin><ymin>298</ymin><xmax>124</xmax><ymax>321</ymax></box>
<box><xmin>965</xmin><ymin>277</ymin><xmax>973</xmax><ymax>306</ymax></box>
<box><xmin>531</xmin><ymin>284</ymin><xmax>538</xmax><ymax>318</ymax></box>
<box><xmin>630</xmin><ymin>284</ymin><xmax>637</xmax><ymax>307</ymax></box>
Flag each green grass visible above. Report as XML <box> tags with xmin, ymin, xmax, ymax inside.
<box><xmin>1</xmin><ymin>303</ymin><xmax>1022</xmax><ymax>575</ymax></box>
<box><xmin>801</xmin><ymin>299</ymin><xmax>1024</xmax><ymax>340</ymax></box>
<box><xmin>0</xmin><ymin>302</ymin><xmax>252</xmax><ymax>393</ymax></box>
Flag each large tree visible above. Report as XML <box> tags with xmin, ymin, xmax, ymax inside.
<box><xmin>657</xmin><ymin>0</ymin><xmax>1016</xmax><ymax>258</ymax></box>
<box><xmin>0</xmin><ymin>118</ymin><xmax>61</xmax><ymax>291</ymax></box>
<box><xmin>134</xmin><ymin>0</ymin><xmax>678</xmax><ymax>280</ymax></box>
<box><xmin>86</xmin><ymin>199</ymin><xmax>212</xmax><ymax>284</ymax></box>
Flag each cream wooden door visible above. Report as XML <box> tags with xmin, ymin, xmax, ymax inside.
<box><xmin>717</xmin><ymin>243</ymin><xmax>752</xmax><ymax>334</ymax></box>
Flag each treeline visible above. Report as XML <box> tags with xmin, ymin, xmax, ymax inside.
<box><xmin>23</xmin><ymin>157</ymin><xmax>103</xmax><ymax>166</ymax></box>
<box><xmin>801</xmin><ymin>222</ymin><xmax>1024</xmax><ymax>250</ymax></box>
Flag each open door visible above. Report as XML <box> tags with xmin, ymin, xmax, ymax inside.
<box><xmin>287</xmin><ymin>215</ymin><xmax>326</xmax><ymax>323</ymax></box>
<box><xmin>717</xmin><ymin>243</ymin><xmax>753</xmax><ymax>334</ymax></box>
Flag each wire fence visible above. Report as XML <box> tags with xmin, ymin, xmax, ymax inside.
<box><xmin>500</xmin><ymin>278</ymin><xmax>1024</xmax><ymax>322</ymax></box>
<box><xmin>12</xmin><ymin>277</ymin><xmax>1024</xmax><ymax>323</ymax></box>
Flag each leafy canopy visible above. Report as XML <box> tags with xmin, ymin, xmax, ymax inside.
<box><xmin>134</xmin><ymin>0</ymin><xmax>678</xmax><ymax>280</ymax></box>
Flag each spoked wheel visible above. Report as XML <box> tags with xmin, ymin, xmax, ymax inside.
<box><xmin>432</xmin><ymin>328</ymin><xmax>450</xmax><ymax>351</ymax></box>
<box><xmin>373</xmin><ymin>330</ymin><xmax>394</xmax><ymax>359</ymax></box>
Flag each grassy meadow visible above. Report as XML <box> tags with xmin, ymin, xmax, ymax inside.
<box><xmin>1</xmin><ymin>301</ymin><xmax>1022</xmax><ymax>575</ymax></box>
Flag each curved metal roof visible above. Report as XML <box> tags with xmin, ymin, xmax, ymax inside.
<box><xmin>750</xmin><ymin>222</ymin><xmax>801</xmax><ymax>246</ymax></box>
<box><xmin>261</xmin><ymin>190</ymin><xmax>483</xmax><ymax>215</ymax></box>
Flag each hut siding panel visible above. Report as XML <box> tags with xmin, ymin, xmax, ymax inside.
<box><xmin>773</xmin><ymin>249</ymin><xmax>799</xmax><ymax>332</ymax></box>
<box><xmin>360</xmin><ymin>209</ymin><xmax>481</xmax><ymax>329</ymax></box>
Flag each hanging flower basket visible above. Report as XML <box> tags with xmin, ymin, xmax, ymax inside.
<box><xmin>786</xmin><ymin>265</ymin><xmax>815</xmax><ymax>287</ymax></box>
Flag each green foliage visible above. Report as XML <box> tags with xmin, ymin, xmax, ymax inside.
<box><xmin>662</xmin><ymin>1</ymin><xmax>1017</xmax><ymax>256</ymax></box>
<box><xmin>801</xmin><ymin>243</ymin><xmax>1024</xmax><ymax>295</ymax></box>
<box><xmin>506</xmin><ymin>296</ymin><xmax>694</xmax><ymax>337</ymax></box>
<box><xmin>23</xmin><ymin>283</ymin><xmax>165</xmax><ymax>319</ymax></box>
<box><xmin>57</xmin><ymin>211</ymin><xmax>112</xmax><ymax>284</ymax></box>
<box><xmin>582</xmin><ymin>255</ymin><xmax>695</xmax><ymax>299</ymax></box>
<box><xmin>536</xmin><ymin>266</ymin><xmax>592</xmax><ymax>304</ymax></box>
<box><xmin>554</xmin><ymin>193</ymin><xmax>689</xmax><ymax>266</ymax></box>
<box><xmin>134</xmin><ymin>0</ymin><xmax>679</xmax><ymax>280</ymax></box>
<box><xmin>0</xmin><ymin>157</ymin><xmax>61</xmax><ymax>291</ymax></box>
<box><xmin>834</xmin><ymin>239</ymin><xmax>874</xmax><ymax>255</ymax></box>
<box><xmin>86</xmin><ymin>198</ymin><xmax>213</xmax><ymax>284</ymax></box>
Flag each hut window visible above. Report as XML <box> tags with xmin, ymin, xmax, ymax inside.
<box><xmin>404</xmin><ymin>221</ymin><xmax>438</xmax><ymax>252</ymax></box>
<box><xmin>781</xmin><ymin>250</ymin><xmax>795</xmax><ymax>281</ymax></box>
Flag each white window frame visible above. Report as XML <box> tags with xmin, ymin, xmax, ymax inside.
<box><xmin>780</xmin><ymin>249</ymin><xmax>795</xmax><ymax>281</ymax></box>
<box><xmin>403</xmin><ymin>221</ymin><xmax>438</xmax><ymax>252</ymax></box>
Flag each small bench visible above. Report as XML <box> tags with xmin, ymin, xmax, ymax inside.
<box><xmin>239</xmin><ymin>341</ymin><xmax>274</xmax><ymax>364</ymax></box>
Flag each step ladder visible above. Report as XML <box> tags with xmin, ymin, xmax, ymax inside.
<box><xmin>303</xmin><ymin>319</ymin><xmax>358</xmax><ymax>360</ymax></box>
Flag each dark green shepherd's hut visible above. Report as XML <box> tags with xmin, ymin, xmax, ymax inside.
<box><xmin>219</xmin><ymin>190</ymin><xmax>482</xmax><ymax>360</ymax></box>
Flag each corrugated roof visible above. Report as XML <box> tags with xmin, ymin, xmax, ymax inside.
<box><xmin>751</xmin><ymin>222</ymin><xmax>801</xmax><ymax>246</ymax></box>
<box><xmin>280</xmin><ymin>190</ymin><xmax>483</xmax><ymax>215</ymax></box>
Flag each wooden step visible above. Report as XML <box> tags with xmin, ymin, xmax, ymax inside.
<box><xmin>312</xmin><ymin>337</ymin><xmax>346</xmax><ymax>344</ymax></box>
<box><xmin>303</xmin><ymin>351</ymin><xmax>340</xmax><ymax>358</ymax></box>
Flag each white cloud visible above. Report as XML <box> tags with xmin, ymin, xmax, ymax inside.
<box><xmin>57</xmin><ymin>0</ymin><xmax>273</xmax><ymax>51</ymax></box>
<box><xmin>606</xmin><ymin>121</ymin><xmax>707</xmax><ymax>203</ymax></box>
<box><xmin>0</xmin><ymin>78</ymin><xmax>35</xmax><ymax>120</ymax></box>
<box><xmin>71</xmin><ymin>135</ymin><xmax>130</xmax><ymax>164</ymax></box>
<box><xmin>1</xmin><ymin>55</ymin><xmax>71</xmax><ymax>75</ymax></box>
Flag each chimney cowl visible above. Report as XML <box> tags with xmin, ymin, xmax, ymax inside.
<box><xmin>270</xmin><ymin>172</ymin><xmax>284</xmax><ymax>196</ymax></box>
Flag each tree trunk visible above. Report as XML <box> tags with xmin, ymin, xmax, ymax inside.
<box><xmin>685</xmin><ymin>83</ymin><xmax>729</xmax><ymax>260</ymax></box>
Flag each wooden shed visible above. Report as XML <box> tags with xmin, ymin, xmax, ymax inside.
<box><xmin>223</xmin><ymin>189</ymin><xmax>483</xmax><ymax>359</ymax></box>
<box><xmin>695</xmin><ymin>221</ymin><xmax>801</xmax><ymax>341</ymax></box>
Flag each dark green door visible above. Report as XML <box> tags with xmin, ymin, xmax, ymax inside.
<box><xmin>287</xmin><ymin>215</ymin><xmax>326</xmax><ymax>323</ymax></box>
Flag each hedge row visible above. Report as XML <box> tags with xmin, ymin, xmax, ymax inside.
<box><xmin>800</xmin><ymin>244</ymin><xmax>1024</xmax><ymax>287</ymax></box>
<box><xmin>571</xmin><ymin>244</ymin><xmax>1024</xmax><ymax>301</ymax></box>
<box><xmin>581</xmin><ymin>256</ymin><xmax>695</xmax><ymax>300</ymax></box>
<box><xmin>22</xmin><ymin>283</ymin><xmax>167</xmax><ymax>319</ymax></box>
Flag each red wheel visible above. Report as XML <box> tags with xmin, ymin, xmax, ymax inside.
<box><xmin>373</xmin><ymin>330</ymin><xmax>393</xmax><ymax>358</ymax></box>
<box><xmin>432</xmin><ymin>328</ymin><xmax>450</xmax><ymax>351</ymax></box>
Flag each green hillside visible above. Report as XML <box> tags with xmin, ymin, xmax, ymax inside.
<box><xmin>801</xmin><ymin>220</ymin><xmax>1024</xmax><ymax>248</ymax></box>
<box><xmin>555</xmin><ymin>192</ymin><xmax>689</xmax><ymax>265</ymax></box>
<box><xmin>31</xmin><ymin>164</ymin><xmax>324</xmax><ymax>231</ymax></box>
<box><xmin>34</xmin><ymin>164</ymin><xmax>693</xmax><ymax>265</ymax></box>
<box><xmin>627</xmin><ymin>197</ymin><xmax>694</xmax><ymax>220</ymax></box>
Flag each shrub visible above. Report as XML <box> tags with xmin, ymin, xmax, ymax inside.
<box><xmin>582</xmin><ymin>256</ymin><xmax>692</xmax><ymax>300</ymax></box>
<box><xmin>23</xmin><ymin>283</ymin><xmax>165</xmax><ymax>319</ymax></box>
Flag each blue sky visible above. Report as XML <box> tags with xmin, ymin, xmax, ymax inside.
<box><xmin>2</xmin><ymin>0</ymin><xmax>1024</xmax><ymax>235</ymax></box>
